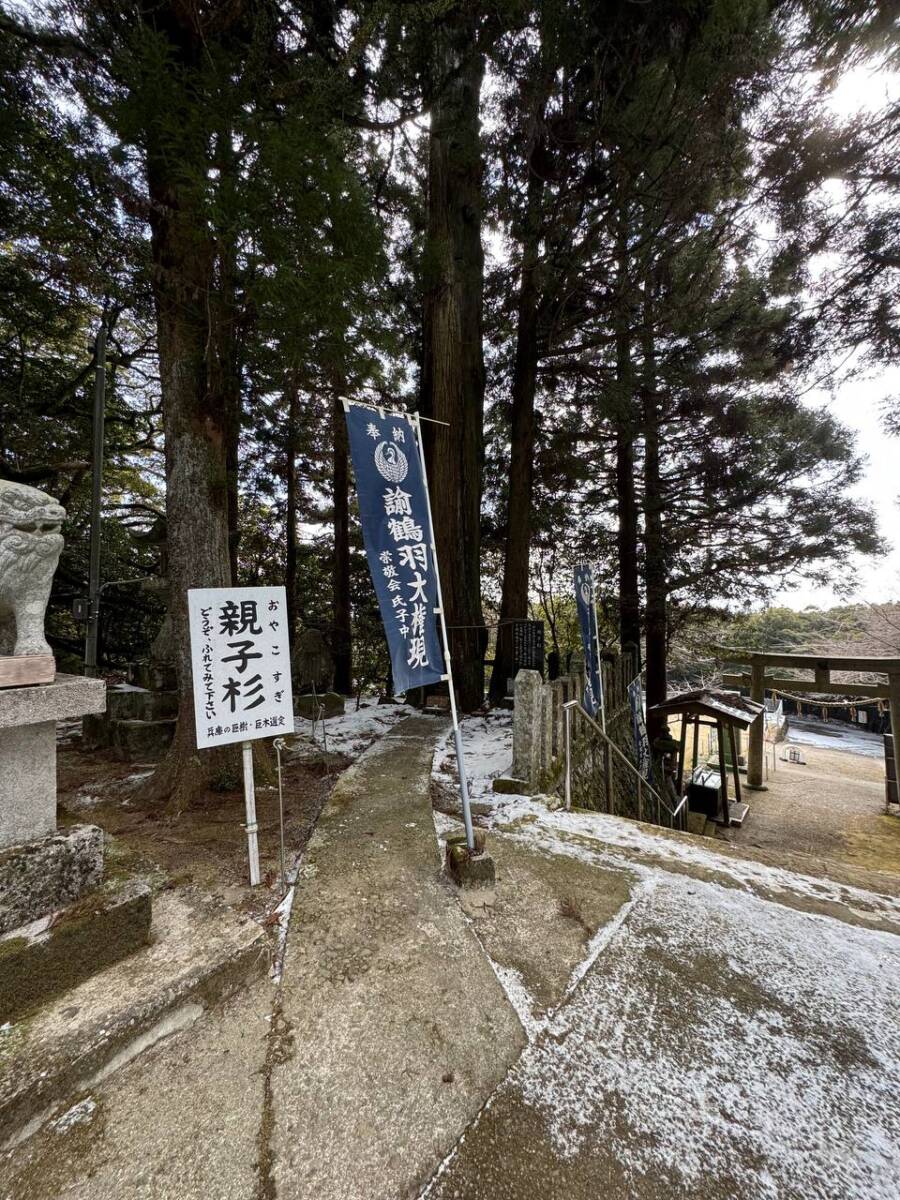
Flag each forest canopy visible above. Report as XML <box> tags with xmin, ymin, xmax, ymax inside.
<box><xmin>1</xmin><ymin>0</ymin><xmax>897</xmax><ymax>802</ymax></box>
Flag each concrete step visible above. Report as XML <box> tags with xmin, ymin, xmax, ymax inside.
<box><xmin>0</xmin><ymin>877</ymin><xmax>151</xmax><ymax>1024</ymax></box>
<box><xmin>0</xmin><ymin>889</ymin><xmax>267</xmax><ymax>1150</ymax></box>
<box><xmin>107</xmin><ymin>686</ymin><xmax>178</xmax><ymax>723</ymax></box>
<box><xmin>111</xmin><ymin>718</ymin><xmax>176</xmax><ymax>762</ymax></box>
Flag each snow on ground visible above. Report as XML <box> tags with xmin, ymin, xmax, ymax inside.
<box><xmin>786</xmin><ymin>716</ymin><xmax>885</xmax><ymax>759</ymax></box>
<box><xmin>290</xmin><ymin>696</ymin><xmax>410</xmax><ymax>758</ymax></box>
<box><xmin>510</xmin><ymin>873</ymin><xmax>900</xmax><ymax>1198</ymax></box>
<box><xmin>498</xmin><ymin>798</ymin><xmax>900</xmax><ymax>927</ymax></box>
<box><xmin>432</xmin><ymin>709</ymin><xmax>514</xmax><ymax>803</ymax></box>
<box><xmin>429</xmin><ymin>705</ymin><xmax>900</xmax><ymax>926</ymax></box>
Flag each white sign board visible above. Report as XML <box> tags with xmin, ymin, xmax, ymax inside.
<box><xmin>188</xmin><ymin>586</ymin><xmax>294</xmax><ymax>749</ymax></box>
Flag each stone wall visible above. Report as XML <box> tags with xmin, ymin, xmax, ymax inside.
<box><xmin>509</xmin><ymin>649</ymin><xmax>638</xmax><ymax>797</ymax></box>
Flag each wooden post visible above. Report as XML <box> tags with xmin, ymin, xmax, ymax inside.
<box><xmin>747</xmin><ymin>656</ymin><xmax>767</xmax><ymax>790</ymax></box>
<box><xmin>676</xmin><ymin>716</ymin><xmax>688</xmax><ymax>794</ymax></box>
<box><xmin>728</xmin><ymin>723</ymin><xmax>743</xmax><ymax>807</ymax></box>
<box><xmin>889</xmin><ymin>673</ymin><xmax>900</xmax><ymax>796</ymax></box>
<box><xmin>717</xmin><ymin>719</ymin><xmax>730</xmax><ymax>827</ymax></box>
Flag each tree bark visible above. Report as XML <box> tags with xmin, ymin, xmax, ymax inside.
<box><xmin>614</xmin><ymin>227</ymin><xmax>641</xmax><ymax>661</ymax></box>
<box><xmin>284</xmin><ymin>381</ymin><xmax>299</xmax><ymax>637</ymax></box>
<box><xmin>641</xmin><ymin>302</ymin><xmax>667</xmax><ymax>743</ymax></box>
<box><xmin>489</xmin><ymin>98</ymin><xmax>547</xmax><ymax>702</ymax></box>
<box><xmin>211</xmin><ymin>127</ymin><xmax>243</xmax><ymax>586</ymax></box>
<box><xmin>331</xmin><ymin>387</ymin><xmax>353</xmax><ymax>694</ymax></box>
<box><xmin>420</xmin><ymin>7</ymin><xmax>487</xmax><ymax>711</ymax></box>
<box><xmin>137</xmin><ymin>11</ymin><xmax>260</xmax><ymax>808</ymax></box>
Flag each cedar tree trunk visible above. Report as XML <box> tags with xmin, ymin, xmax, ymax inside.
<box><xmin>489</xmin><ymin>100</ymin><xmax>547</xmax><ymax>702</ymax></box>
<box><xmin>332</xmin><ymin>388</ymin><xmax>353</xmax><ymax>694</ymax></box>
<box><xmin>421</xmin><ymin>8</ymin><xmax>487</xmax><ymax>711</ymax></box>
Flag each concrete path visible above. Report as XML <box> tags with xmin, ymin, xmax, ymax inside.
<box><xmin>269</xmin><ymin>716</ymin><xmax>525</xmax><ymax>1200</ymax></box>
<box><xmin>5</xmin><ymin>714</ymin><xmax>900</xmax><ymax>1200</ymax></box>
<box><xmin>420</xmin><ymin>819</ymin><xmax>900</xmax><ymax>1200</ymax></box>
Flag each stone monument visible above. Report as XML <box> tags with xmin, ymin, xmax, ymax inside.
<box><xmin>0</xmin><ymin>482</ymin><xmax>151</xmax><ymax>1024</ymax></box>
<box><xmin>292</xmin><ymin>627</ymin><xmax>345</xmax><ymax>718</ymax></box>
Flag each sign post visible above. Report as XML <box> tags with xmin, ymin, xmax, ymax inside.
<box><xmin>187</xmin><ymin>585</ymin><xmax>294</xmax><ymax>885</ymax></box>
<box><xmin>343</xmin><ymin>400</ymin><xmax>476</xmax><ymax>852</ymax></box>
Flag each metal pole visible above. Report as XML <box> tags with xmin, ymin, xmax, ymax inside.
<box><xmin>564</xmin><ymin>703</ymin><xmax>572</xmax><ymax>810</ymax></box>
<box><xmin>274</xmin><ymin>737</ymin><xmax>287</xmax><ymax>895</ymax></box>
<box><xmin>411</xmin><ymin>413</ymin><xmax>476</xmax><ymax>852</ymax></box>
<box><xmin>84</xmin><ymin>323</ymin><xmax>107</xmax><ymax>677</ymax></box>
<box><xmin>241</xmin><ymin>740</ymin><xmax>261</xmax><ymax>885</ymax></box>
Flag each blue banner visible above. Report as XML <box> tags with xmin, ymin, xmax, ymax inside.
<box><xmin>574</xmin><ymin>565</ymin><xmax>603</xmax><ymax>720</ymax></box>
<box><xmin>345</xmin><ymin>403</ymin><xmax>445</xmax><ymax>694</ymax></box>
<box><xmin>628</xmin><ymin>676</ymin><xmax>653</xmax><ymax>782</ymax></box>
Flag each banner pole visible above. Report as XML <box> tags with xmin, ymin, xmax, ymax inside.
<box><xmin>411</xmin><ymin>412</ymin><xmax>476</xmax><ymax>853</ymax></box>
<box><xmin>241</xmin><ymin>739</ymin><xmax>261</xmax><ymax>886</ymax></box>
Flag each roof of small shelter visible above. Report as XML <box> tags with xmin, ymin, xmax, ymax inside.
<box><xmin>647</xmin><ymin>688</ymin><xmax>765</xmax><ymax>729</ymax></box>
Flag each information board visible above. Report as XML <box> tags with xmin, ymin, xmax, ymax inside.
<box><xmin>188</xmin><ymin>586</ymin><xmax>294</xmax><ymax>750</ymax></box>
<box><xmin>511</xmin><ymin>620</ymin><xmax>545</xmax><ymax>677</ymax></box>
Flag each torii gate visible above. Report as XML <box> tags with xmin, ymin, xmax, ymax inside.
<box><xmin>722</xmin><ymin>652</ymin><xmax>900</xmax><ymax>789</ymax></box>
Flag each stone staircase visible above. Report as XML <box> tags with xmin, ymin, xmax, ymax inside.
<box><xmin>82</xmin><ymin>661</ymin><xmax>177</xmax><ymax>760</ymax></box>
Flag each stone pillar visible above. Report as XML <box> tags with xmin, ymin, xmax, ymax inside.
<box><xmin>551</xmin><ymin>681</ymin><xmax>563</xmax><ymax>757</ymax></box>
<box><xmin>539</xmin><ymin>682</ymin><xmax>553</xmax><ymax>771</ymax></box>
<box><xmin>746</xmin><ymin>656</ymin><xmax>767</xmax><ymax>790</ymax></box>
<box><xmin>0</xmin><ymin>721</ymin><xmax>57</xmax><ymax>848</ymax></box>
<box><xmin>511</xmin><ymin>669</ymin><xmax>543</xmax><ymax>790</ymax></box>
<box><xmin>0</xmin><ymin>674</ymin><xmax>106</xmax><ymax>849</ymax></box>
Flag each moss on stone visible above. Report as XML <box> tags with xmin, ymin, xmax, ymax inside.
<box><xmin>0</xmin><ymin>880</ymin><xmax>151</xmax><ymax>1024</ymax></box>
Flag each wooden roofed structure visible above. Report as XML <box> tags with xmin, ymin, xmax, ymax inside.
<box><xmin>648</xmin><ymin>689</ymin><xmax>765</xmax><ymax>828</ymax></box>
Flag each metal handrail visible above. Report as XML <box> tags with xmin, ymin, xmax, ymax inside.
<box><xmin>563</xmin><ymin>699</ymin><xmax>687</xmax><ymax>827</ymax></box>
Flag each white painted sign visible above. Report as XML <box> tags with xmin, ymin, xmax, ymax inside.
<box><xmin>187</xmin><ymin>586</ymin><xmax>293</xmax><ymax>749</ymax></box>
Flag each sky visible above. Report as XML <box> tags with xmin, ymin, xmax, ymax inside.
<box><xmin>772</xmin><ymin>368</ymin><xmax>900</xmax><ymax>609</ymax></box>
<box><xmin>769</xmin><ymin>62</ymin><xmax>900</xmax><ymax>611</ymax></box>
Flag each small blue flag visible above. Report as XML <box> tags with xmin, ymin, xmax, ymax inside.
<box><xmin>574</xmin><ymin>564</ymin><xmax>604</xmax><ymax>720</ymax></box>
<box><xmin>345</xmin><ymin>404</ymin><xmax>445</xmax><ymax>694</ymax></box>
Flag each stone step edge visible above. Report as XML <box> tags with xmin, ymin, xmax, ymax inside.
<box><xmin>0</xmin><ymin>924</ymin><xmax>269</xmax><ymax>1151</ymax></box>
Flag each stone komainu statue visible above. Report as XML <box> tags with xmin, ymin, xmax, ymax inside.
<box><xmin>0</xmin><ymin>481</ymin><xmax>65</xmax><ymax>657</ymax></box>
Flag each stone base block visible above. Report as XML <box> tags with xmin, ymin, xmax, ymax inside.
<box><xmin>295</xmin><ymin>692</ymin><xmax>345</xmax><ymax>719</ymax></box>
<box><xmin>126</xmin><ymin>661</ymin><xmax>177</xmax><ymax>693</ymax></box>
<box><xmin>112</xmin><ymin>718</ymin><xmax>176</xmax><ymax>761</ymax></box>
<box><xmin>0</xmin><ymin>825</ymin><xmax>104</xmax><ymax>935</ymax></box>
<box><xmin>80</xmin><ymin>711</ymin><xmax>110</xmax><ymax>750</ymax></box>
<box><xmin>0</xmin><ymin>674</ymin><xmax>106</xmax><ymax>850</ymax></box>
<box><xmin>492</xmin><ymin>776</ymin><xmax>531</xmax><ymax>795</ymax></box>
<box><xmin>0</xmin><ymin>655</ymin><xmax>55</xmax><ymax>688</ymax></box>
<box><xmin>0</xmin><ymin>877</ymin><xmax>152</xmax><ymax>1024</ymax></box>
<box><xmin>445</xmin><ymin>833</ymin><xmax>495</xmax><ymax>891</ymax></box>
<box><xmin>108</xmin><ymin>685</ymin><xmax>178</xmax><ymax>723</ymax></box>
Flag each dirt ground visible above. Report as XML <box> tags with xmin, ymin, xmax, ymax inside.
<box><xmin>55</xmin><ymin>734</ymin><xmax>343</xmax><ymax>919</ymax></box>
<box><xmin>721</xmin><ymin>740</ymin><xmax>900</xmax><ymax>874</ymax></box>
<box><xmin>672</xmin><ymin>717</ymin><xmax>900</xmax><ymax>878</ymax></box>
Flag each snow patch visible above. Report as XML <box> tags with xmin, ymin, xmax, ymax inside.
<box><xmin>291</xmin><ymin>696</ymin><xmax>410</xmax><ymax>758</ymax></box>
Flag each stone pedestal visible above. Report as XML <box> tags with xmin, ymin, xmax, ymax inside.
<box><xmin>0</xmin><ymin>673</ymin><xmax>153</xmax><ymax>1023</ymax></box>
<box><xmin>0</xmin><ymin>673</ymin><xmax>106</xmax><ymax>849</ymax></box>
